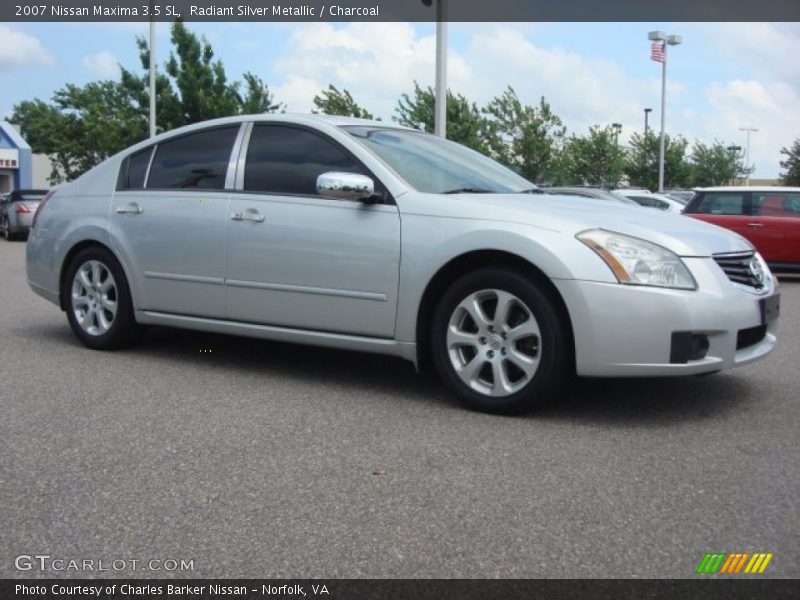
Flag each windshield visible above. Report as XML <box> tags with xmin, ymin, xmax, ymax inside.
<box><xmin>342</xmin><ymin>126</ymin><xmax>535</xmax><ymax>194</ymax></box>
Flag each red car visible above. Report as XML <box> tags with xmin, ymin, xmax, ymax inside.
<box><xmin>684</xmin><ymin>186</ymin><xmax>800</xmax><ymax>273</ymax></box>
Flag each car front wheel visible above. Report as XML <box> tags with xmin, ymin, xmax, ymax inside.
<box><xmin>430</xmin><ymin>268</ymin><xmax>570</xmax><ymax>414</ymax></box>
<box><xmin>63</xmin><ymin>247</ymin><xmax>142</xmax><ymax>350</ymax></box>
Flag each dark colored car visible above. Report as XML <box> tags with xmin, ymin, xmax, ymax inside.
<box><xmin>1</xmin><ymin>189</ymin><xmax>48</xmax><ymax>241</ymax></box>
<box><xmin>684</xmin><ymin>187</ymin><xmax>800</xmax><ymax>272</ymax></box>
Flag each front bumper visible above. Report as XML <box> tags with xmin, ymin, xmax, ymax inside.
<box><xmin>554</xmin><ymin>257</ymin><xmax>778</xmax><ymax>377</ymax></box>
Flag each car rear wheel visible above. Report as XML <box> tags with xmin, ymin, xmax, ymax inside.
<box><xmin>430</xmin><ymin>268</ymin><xmax>570</xmax><ymax>414</ymax></box>
<box><xmin>64</xmin><ymin>247</ymin><xmax>142</xmax><ymax>350</ymax></box>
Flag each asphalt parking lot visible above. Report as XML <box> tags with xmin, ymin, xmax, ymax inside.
<box><xmin>1</xmin><ymin>238</ymin><xmax>798</xmax><ymax>579</ymax></box>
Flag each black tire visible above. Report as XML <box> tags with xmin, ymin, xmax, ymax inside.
<box><xmin>3</xmin><ymin>223</ymin><xmax>15</xmax><ymax>241</ymax></box>
<box><xmin>430</xmin><ymin>268</ymin><xmax>570</xmax><ymax>414</ymax></box>
<box><xmin>63</xmin><ymin>246</ymin><xmax>142</xmax><ymax>350</ymax></box>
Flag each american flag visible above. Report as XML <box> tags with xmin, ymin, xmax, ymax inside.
<box><xmin>650</xmin><ymin>40</ymin><xmax>666</xmax><ymax>63</ymax></box>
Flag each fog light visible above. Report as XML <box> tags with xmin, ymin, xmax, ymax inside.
<box><xmin>670</xmin><ymin>332</ymin><xmax>709</xmax><ymax>364</ymax></box>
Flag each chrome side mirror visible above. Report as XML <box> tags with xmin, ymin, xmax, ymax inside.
<box><xmin>316</xmin><ymin>172</ymin><xmax>375</xmax><ymax>201</ymax></box>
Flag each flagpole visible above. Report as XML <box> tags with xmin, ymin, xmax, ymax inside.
<box><xmin>648</xmin><ymin>31</ymin><xmax>682</xmax><ymax>193</ymax></box>
<box><xmin>658</xmin><ymin>43</ymin><xmax>667</xmax><ymax>193</ymax></box>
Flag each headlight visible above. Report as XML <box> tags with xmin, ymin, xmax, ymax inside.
<box><xmin>577</xmin><ymin>229</ymin><xmax>697</xmax><ymax>290</ymax></box>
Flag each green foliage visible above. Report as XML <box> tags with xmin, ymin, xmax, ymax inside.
<box><xmin>554</xmin><ymin>125</ymin><xmax>626</xmax><ymax>188</ymax></box>
<box><xmin>482</xmin><ymin>87</ymin><xmax>566</xmax><ymax>183</ymax></box>
<box><xmin>394</xmin><ymin>81</ymin><xmax>490</xmax><ymax>153</ymax></box>
<box><xmin>313</xmin><ymin>84</ymin><xmax>375</xmax><ymax>119</ymax></box>
<box><xmin>689</xmin><ymin>140</ymin><xmax>746</xmax><ymax>187</ymax></box>
<box><xmin>11</xmin><ymin>21</ymin><xmax>281</xmax><ymax>183</ymax></box>
<box><xmin>624</xmin><ymin>131</ymin><xmax>691</xmax><ymax>190</ymax></box>
<box><xmin>779</xmin><ymin>139</ymin><xmax>800</xmax><ymax>185</ymax></box>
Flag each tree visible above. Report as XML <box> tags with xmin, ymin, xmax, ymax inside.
<box><xmin>553</xmin><ymin>125</ymin><xmax>626</xmax><ymax>188</ymax></box>
<box><xmin>394</xmin><ymin>82</ymin><xmax>490</xmax><ymax>153</ymax></box>
<box><xmin>313</xmin><ymin>84</ymin><xmax>375</xmax><ymax>119</ymax></box>
<box><xmin>779</xmin><ymin>139</ymin><xmax>800</xmax><ymax>185</ymax></box>
<box><xmin>688</xmin><ymin>140</ymin><xmax>746</xmax><ymax>187</ymax></box>
<box><xmin>482</xmin><ymin>87</ymin><xmax>566</xmax><ymax>183</ymax></box>
<box><xmin>11</xmin><ymin>21</ymin><xmax>281</xmax><ymax>183</ymax></box>
<box><xmin>12</xmin><ymin>82</ymin><xmax>147</xmax><ymax>183</ymax></box>
<box><xmin>624</xmin><ymin>131</ymin><xmax>691</xmax><ymax>190</ymax></box>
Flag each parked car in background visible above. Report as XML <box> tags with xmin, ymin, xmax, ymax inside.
<box><xmin>615</xmin><ymin>189</ymin><xmax>685</xmax><ymax>214</ymax></box>
<box><xmin>1</xmin><ymin>189</ymin><xmax>48</xmax><ymax>240</ymax></box>
<box><xmin>664</xmin><ymin>189</ymin><xmax>695</xmax><ymax>204</ymax></box>
<box><xmin>542</xmin><ymin>187</ymin><xmax>641</xmax><ymax>207</ymax></box>
<box><xmin>684</xmin><ymin>186</ymin><xmax>800</xmax><ymax>272</ymax></box>
<box><xmin>25</xmin><ymin>115</ymin><xmax>779</xmax><ymax>414</ymax></box>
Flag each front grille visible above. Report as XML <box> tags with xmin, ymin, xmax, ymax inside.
<box><xmin>737</xmin><ymin>325</ymin><xmax>767</xmax><ymax>350</ymax></box>
<box><xmin>713</xmin><ymin>252</ymin><xmax>764</xmax><ymax>289</ymax></box>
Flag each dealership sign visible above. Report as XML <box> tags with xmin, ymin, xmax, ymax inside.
<box><xmin>0</xmin><ymin>148</ymin><xmax>19</xmax><ymax>169</ymax></box>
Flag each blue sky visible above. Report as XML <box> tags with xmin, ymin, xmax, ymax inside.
<box><xmin>1</xmin><ymin>21</ymin><xmax>798</xmax><ymax>177</ymax></box>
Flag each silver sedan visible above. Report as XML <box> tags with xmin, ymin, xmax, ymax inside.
<box><xmin>26</xmin><ymin>115</ymin><xmax>779</xmax><ymax>413</ymax></box>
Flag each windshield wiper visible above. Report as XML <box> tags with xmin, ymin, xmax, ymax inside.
<box><xmin>518</xmin><ymin>188</ymin><xmax>544</xmax><ymax>194</ymax></box>
<box><xmin>442</xmin><ymin>187</ymin><xmax>494</xmax><ymax>194</ymax></box>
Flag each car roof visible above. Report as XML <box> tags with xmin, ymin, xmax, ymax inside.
<box><xmin>154</xmin><ymin>113</ymin><xmax>410</xmax><ymax>139</ymax></box>
<box><xmin>695</xmin><ymin>186</ymin><xmax>800</xmax><ymax>192</ymax></box>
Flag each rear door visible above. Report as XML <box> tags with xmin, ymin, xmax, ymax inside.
<box><xmin>750</xmin><ymin>191</ymin><xmax>800</xmax><ymax>264</ymax></box>
<box><xmin>110</xmin><ymin>124</ymin><xmax>243</xmax><ymax>318</ymax></box>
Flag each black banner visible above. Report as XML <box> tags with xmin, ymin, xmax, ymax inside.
<box><xmin>3</xmin><ymin>0</ymin><xmax>800</xmax><ymax>23</ymax></box>
<box><xmin>2</xmin><ymin>579</ymin><xmax>800</xmax><ymax>600</ymax></box>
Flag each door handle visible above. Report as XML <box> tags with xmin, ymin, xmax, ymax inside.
<box><xmin>230</xmin><ymin>211</ymin><xmax>265</xmax><ymax>223</ymax></box>
<box><xmin>747</xmin><ymin>222</ymin><xmax>764</xmax><ymax>228</ymax></box>
<box><xmin>115</xmin><ymin>203</ymin><xmax>143</xmax><ymax>215</ymax></box>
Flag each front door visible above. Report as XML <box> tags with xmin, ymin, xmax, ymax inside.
<box><xmin>224</xmin><ymin>123</ymin><xmax>401</xmax><ymax>338</ymax></box>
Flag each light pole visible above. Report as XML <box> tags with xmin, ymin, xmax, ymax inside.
<box><xmin>644</xmin><ymin>107</ymin><xmax>652</xmax><ymax>179</ymax></box>
<box><xmin>727</xmin><ymin>145</ymin><xmax>742</xmax><ymax>185</ymax></box>
<box><xmin>739</xmin><ymin>126</ymin><xmax>758</xmax><ymax>185</ymax></box>
<box><xmin>422</xmin><ymin>0</ymin><xmax>447</xmax><ymax>138</ymax></box>
<box><xmin>149</xmin><ymin>5</ymin><xmax>156</xmax><ymax>138</ymax></box>
<box><xmin>610</xmin><ymin>123</ymin><xmax>622</xmax><ymax>189</ymax></box>
<box><xmin>648</xmin><ymin>31</ymin><xmax>682</xmax><ymax>193</ymax></box>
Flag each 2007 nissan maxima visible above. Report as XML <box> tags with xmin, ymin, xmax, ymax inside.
<box><xmin>26</xmin><ymin>115</ymin><xmax>780</xmax><ymax>413</ymax></box>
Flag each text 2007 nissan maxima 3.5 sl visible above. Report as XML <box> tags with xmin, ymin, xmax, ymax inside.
<box><xmin>26</xmin><ymin>115</ymin><xmax>780</xmax><ymax>413</ymax></box>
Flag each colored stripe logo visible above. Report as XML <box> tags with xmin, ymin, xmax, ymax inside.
<box><xmin>696</xmin><ymin>552</ymin><xmax>773</xmax><ymax>574</ymax></box>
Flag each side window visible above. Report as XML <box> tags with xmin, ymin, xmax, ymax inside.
<box><xmin>692</xmin><ymin>193</ymin><xmax>746</xmax><ymax>215</ymax></box>
<box><xmin>754</xmin><ymin>192</ymin><xmax>800</xmax><ymax>217</ymax></box>
<box><xmin>630</xmin><ymin>195</ymin><xmax>655</xmax><ymax>207</ymax></box>
<box><xmin>652</xmin><ymin>199</ymin><xmax>670</xmax><ymax>211</ymax></box>
<box><xmin>126</xmin><ymin>148</ymin><xmax>152</xmax><ymax>189</ymax></box>
<box><xmin>148</xmin><ymin>126</ymin><xmax>239</xmax><ymax>190</ymax></box>
<box><xmin>243</xmin><ymin>125</ymin><xmax>365</xmax><ymax>196</ymax></box>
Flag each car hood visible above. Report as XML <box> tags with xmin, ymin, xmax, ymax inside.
<box><xmin>402</xmin><ymin>192</ymin><xmax>753</xmax><ymax>257</ymax></box>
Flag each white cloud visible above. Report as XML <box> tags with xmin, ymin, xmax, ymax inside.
<box><xmin>0</xmin><ymin>25</ymin><xmax>53</xmax><ymax>69</ymax></box>
<box><xmin>699</xmin><ymin>79</ymin><xmax>800</xmax><ymax>178</ymax></box>
<box><xmin>705</xmin><ymin>23</ymin><xmax>800</xmax><ymax>93</ymax></box>
<box><xmin>82</xmin><ymin>50</ymin><xmax>120</xmax><ymax>79</ymax></box>
<box><xmin>272</xmin><ymin>22</ymin><xmax>469</xmax><ymax>117</ymax></box>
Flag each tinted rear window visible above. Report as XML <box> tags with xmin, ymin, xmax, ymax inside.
<box><xmin>148</xmin><ymin>126</ymin><xmax>239</xmax><ymax>190</ymax></box>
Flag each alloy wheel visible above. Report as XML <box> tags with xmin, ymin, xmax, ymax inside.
<box><xmin>71</xmin><ymin>260</ymin><xmax>118</xmax><ymax>336</ymax></box>
<box><xmin>446</xmin><ymin>289</ymin><xmax>541</xmax><ymax>397</ymax></box>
